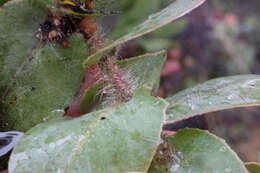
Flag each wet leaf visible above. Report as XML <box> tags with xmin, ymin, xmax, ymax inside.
<box><xmin>0</xmin><ymin>0</ymin><xmax>88</xmax><ymax>131</ymax></box>
<box><xmin>83</xmin><ymin>0</ymin><xmax>206</xmax><ymax>67</ymax></box>
<box><xmin>149</xmin><ymin>129</ymin><xmax>248</xmax><ymax>173</ymax></box>
<box><xmin>245</xmin><ymin>162</ymin><xmax>260</xmax><ymax>173</ymax></box>
<box><xmin>166</xmin><ymin>75</ymin><xmax>260</xmax><ymax>124</ymax></box>
<box><xmin>0</xmin><ymin>131</ymin><xmax>23</xmax><ymax>157</ymax></box>
<box><xmin>9</xmin><ymin>87</ymin><xmax>167</xmax><ymax>173</ymax></box>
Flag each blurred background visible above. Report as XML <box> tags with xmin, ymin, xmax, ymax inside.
<box><xmin>100</xmin><ymin>0</ymin><xmax>260</xmax><ymax>163</ymax></box>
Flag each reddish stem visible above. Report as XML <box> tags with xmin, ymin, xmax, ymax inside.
<box><xmin>107</xmin><ymin>60</ymin><xmax>132</xmax><ymax>100</ymax></box>
<box><xmin>0</xmin><ymin>170</ymin><xmax>8</xmax><ymax>173</ymax></box>
<box><xmin>162</xmin><ymin>130</ymin><xmax>176</xmax><ymax>138</ymax></box>
<box><xmin>66</xmin><ymin>64</ymin><xmax>102</xmax><ymax>117</ymax></box>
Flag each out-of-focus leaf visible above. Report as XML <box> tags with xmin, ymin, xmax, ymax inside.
<box><xmin>149</xmin><ymin>129</ymin><xmax>248</xmax><ymax>173</ymax></box>
<box><xmin>109</xmin><ymin>0</ymin><xmax>161</xmax><ymax>39</ymax></box>
<box><xmin>83</xmin><ymin>0</ymin><xmax>206</xmax><ymax>67</ymax></box>
<box><xmin>0</xmin><ymin>131</ymin><xmax>23</xmax><ymax>157</ymax></box>
<box><xmin>166</xmin><ymin>75</ymin><xmax>260</xmax><ymax>124</ymax></box>
<box><xmin>139</xmin><ymin>38</ymin><xmax>171</xmax><ymax>52</ymax></box>
<box><xmin>9</xmin><ymin>87</ymin><xmax>167</xmax><ymax>173</ymax></box>
<box><xmin>0</xmin><ymin>0</ymin><xmax>8</xmax><ymax>6</ymax></box>
<box><xmin>0</xmin><ymin>0</ymin><xmax>88</xmax><ymax>131</ymax></box>
<box><xmin>213</xmin><ymin>22</ymin><xmax>255</xmax><ymax>74</ymax></box>
<box><xmin>116</xmin><ymin>50</ymin><xmax>167</xmax><ymax>95</ymax></box>
<box><xmin>150</xmin><ymin>19</ymin><xmax>188</xmax><ymax>38</ymax></box>
<box><xmin>109</xmin><ymin>1</ymin><xmax>187</xmax><ymax>39</ymax></box>
<box><xmin>245</xmin><ymin>162</ymin><xmax>260</xmax><ymax>173</ymax></box>
<box><xmin>94</xmin><ymin>0</ymin><xmax>128</xmax><ymax>11</ymax></box>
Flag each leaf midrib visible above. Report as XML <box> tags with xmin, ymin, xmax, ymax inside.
<box><xmin>63</xmin><ymin>108</ymin><xmax>111</xmax><ymax>172</ymax></box>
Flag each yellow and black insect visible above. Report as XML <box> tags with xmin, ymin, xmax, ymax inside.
<box><xmin>36</xmin><ymin>0</ymin><xmax>119</xmax><ymax>45</ymax></box>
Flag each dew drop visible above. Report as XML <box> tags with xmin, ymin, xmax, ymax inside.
<box><xmin>219</xmin><ymin>146</ymin><xmax>227</xmax><ymax>152</ymax></box>
<box><xmin>224</xmin><ymin>167</ymin><xmax>232</xmax><ymax>172</ymax></box>
<box><xmin>169</xmin><ymin>153</ymin><xmax>181</xmax><ymax>172</ymax></box>
<box><xmin>154</xmin><ymin>101</ymin><xmax>160</xmax><ymax>105</ymax></box>
<box><xmin>227</xmin><ymin>93</ymin><xmax>237</xmax><ymax>100</ymax></box>
<box><xmin>170</xmin><ymin>163</ymin><xmax>180</xmax><ymax>172</ymax></box>
<box><xmin>168</xmin><ymin>113</ymin><xmax>174</xmax><ymax>119</ymax></box>
<box><xmin>159</xmin><ymin>138</ymin><xmax>164</xmax><ymax>145</ymax></box>
<box><xmin>51</xmin><ymin>109</ymin><xmax>65</xmax><ymax>113</ymax></box>
<box><xmin>242</xmin><ymin>79</ymin><xmax>258</xmax><ymax>89</ymax></box>
<box><xmin>191</xmin><ymin>104</ymin><xmax>197</xmax><ymax>110</ymax></box>
<box><xmin>177</xmin><ymin>151</ymin><xmax>183</xmax><ymax>159</ymax></box>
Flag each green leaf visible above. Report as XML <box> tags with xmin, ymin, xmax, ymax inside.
<box><xmin>245</xmin><ymin>162</ymin><xmax>260</xmax><ymax>173</ymax></box>
<box><xmin>149</xmin><ymin>129</ymin><xmax>248</xmax><ymax>173</ymax></box>
<box><xmin>9</xmin><ymin>87</ymin><xmax>167</xmax><ymax>173</ymax></box>
<box><xmin>83</xmin><ymin>0</ymin><xmax>206</xmax><ymax>67</ymax></box>
<box><xmin>150</xmin><ymin>19</ymin><xmax>188</xmax><ymax>38</ymax></box>
<box><xmin>139</xmin><ymin>38</ymin><xmax>171</xmax><ymax>52</ymax></box>
<box><xmin>94</xmin><ymin>0</ymin><xmax>128</xmax><ymax>11</ymax></box>
<box><xmin>0</xmin><ymin>0</ymin><xmax>8</xmax><ymax>6</ymax></box>
<box><xmin>109</xmin><ymin>0</ymin><xmax>162</xmax><ymax>39</ymax></box>
<box><xmin>79</xmin><ymin>51</ymin><xmax>167</xmax><ymax>111</ymax></box>
<box><xmin>166</xmin><ymin>75</ymin><xmax>260</xmax><ymax>124</ymax></box>
<box><xmin>110</xmin><ymin>1</ymin><xmax>188</xmax><ymax>39</ymax></box>
<box><xmin>80</xmin><ymin>82</ymin><xmax>103</xmax><ymax>114</ymax></box>
<box><xmin>116</xmin><ymin>50</ymin><xmax>167</xmax><ymax>95</ymax></box>
<box><xmin>0</xmin><ymin>0</ymin><xmax>87</xmax><ymax>131</ymax></box>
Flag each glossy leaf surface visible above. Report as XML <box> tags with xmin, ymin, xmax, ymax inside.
<box><xmin>149</xmin><ymin>129</ymin><xmax>248</xmax><ymax>173</ymax></box>
<box><xmin>9</xmin><ymin>87</ymin><xmax>167</xmax><ymax>173</ymax></box>
<box><xmin>166</xmin><ymin>75</ymin><xmax>260</xmax><ymax>124</ymax></box>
